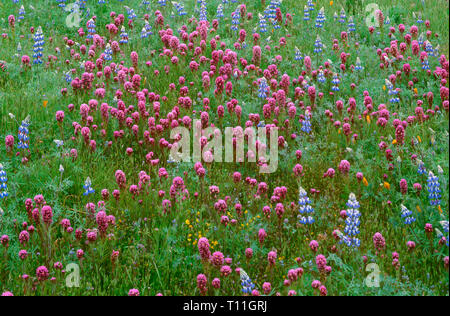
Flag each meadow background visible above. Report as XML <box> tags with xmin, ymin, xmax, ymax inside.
<box><xmin>0</xmin><ymin>0</ymin><xmax>448</xmax><ymax>296</ymax></box>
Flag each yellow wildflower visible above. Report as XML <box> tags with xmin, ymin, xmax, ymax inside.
<box><xmin>363</xmin><ymin>177</ymin><xmax>369</xmax><ymax>186</ymax></box>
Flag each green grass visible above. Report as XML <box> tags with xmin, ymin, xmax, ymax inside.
<box><xmin>0</xmin><ymin>0</ymin><xmax>448</xmax><ymax>296</ymax></box>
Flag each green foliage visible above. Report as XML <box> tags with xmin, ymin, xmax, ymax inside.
<box><xmin>0</xmin><ymin>0</ymin><xmax>448</xmax><ymax>296</ymax></box>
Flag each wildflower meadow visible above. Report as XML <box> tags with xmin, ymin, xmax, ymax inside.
<box><xmin>0</xmin><ymin>0</ymin><xmax>449</xmax><ymax>298</ymax></box>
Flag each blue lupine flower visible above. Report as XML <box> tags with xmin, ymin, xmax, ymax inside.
<box><xmin>440</xmin><ymin>220</ymin><xmax>449</xmax><ymax>247</ymax></box>
<box><xmin>87</xmin><ymin>19</ymin><xmax>95</xmax><ymax>40</ymax></box>
<box><xmin>269</xmin><ymin>0</ymin><xmax>281</xmax><ymax>30</ymax></box>
<box><xmin>140</xmin><ymin>21</ymin><xmax>153</xmax><ymax>38</ymax></box>
<box><xmin>422</xmin><ymin>56</ymin><xmax>430</xmax><ymax>70</ymax></box>
<box><xmin>298</xmin><ymin>187</ymin><xmax>315</xmax><ymax>225</ymax></box>
<box><xmin>18</xmin><ymin>5</ymin><xmax>25</xmax><ymax>21</ymax></box>
<box><xmin>173</xmin><ymin>2</ymin><xmax>187</xmax><ymax>16</ymax></box>
<box><xmin>317</xmin><ymin>70</ymin><xmax>326</xmax><ymax>83</ymax></box>
<box><xmin>141</xmin><ymin>27</ymin><xmax>148</xmax><ymax>39</ymax></box>
<box><xmin>216</xmin><ymin>4</ymin><xmax>224</xmax><ymax>19</ymax></box>
<box><xmin>417</xmin><ymin>160</ymin><xmax>427</xmax><ymax>175</ymax></box>
<box><xmin>144</xmin><ymin>21</ymin><xmax>153</xmax><ymax>36</ymax></box>
<box><xmin>199</xmin><ymin>0</ymin><xmax>208</xmax><ymax>22</ymax></box>
<box><xmin>348</xmin><ymin>16</ymin><xmax>356</xmax><ymax>33</ymax></box>
<box><xmin>18</xmin><ymin>116</ymin><xmax>30</xmax><ymax>150</ymax></box>
<box><xmin>119</xmin><ymin>26</ymin><xmax>128</xmax><ymax>44</ymax></box>
<box><xmin>267</xmin><ymin>1</ymin><xmax>276</xmax><ymax>20</ymax></box>
<box><xmin>314</xmin><ymin>35</ymin><xmax>323</xmax><ymax>54</ymax></box>
<box><xmin>83</xmin><ymin>177</ymin><xmax>95</xmax><ymax>196</ymax></box>
<box><xmin>427</xmin><ymin>171</ymin><xmax>441</xmax><ymax>206</ymax></box>
<box><xmin>126</xmin><ymin>7</ymin><xmax>136</xmax><ymax>20</ymax></box>
<box><xmin>355</xmin><ymin>57</ymin><xmax>364</xmax><ymax>71</ymax></box>
<box><xmin>400</xmin><ymin>205</ymin><xmax>416</xmax><ymax>225</ymax></box>
<box><xmin>57</xmin><ymin>0</ymin><xmax>66</xmax><ymax>8</ymax></box>
<box><xmin>231</xmin><ymin>10</ymin><xmax>240</xmax><ymax>32</ymax></box>
<box><xmin>442</xmin><ymin>221</ymin><xmax>449</xmax><ymax>235</ymax></box>
<box><xmin>301</xmin><ymin>110</ymin><xmax>312</xmax><ymax>134</ymax></box>
<box><xmin>416</xmin><ymin>12</ymin><xmax>423</xmax><ymax>24</ymax></box>
<box><xmin>77</xmin><ymin>0</ymin><xmax>86</xmax><ymax>10</ymax></box>
<box><xmin>258</xmin><ymin>78</ymin><xmax>269</xmax><ymax>100</ymax></box>
<box><xmin>418</xmin><ymin>33</ymin><xmax>424</xmax><ymax>46</ymax></box>
<box><xmin>384</xmin><ymin>16</ymin><xmax>390</xmax><ymax>25</ymax></box>
<box><xmin>386</xmin><ymin>79</ymin><xmax>399</xmax><ymax>103</ymax></box>
<box><xmin>259</xmin><ymin>13</ymin><xmax>268</xmax><ymax>33</ymax></box>
<box><xmin>294</xmin><ymin>47</ymin><xmax>303</xmax><ymax>62</ymax></box>
<box><xmin>301</xmin><ymin>79</ymin><xmax>310</xmax><ymax>91</ymax></box>
<box><xmin>331</xmin><ymin>73</ymin><xmax>340</xmax><ymax>92</ymax></box>
<box><xmin>315</xmin><ymin>7</ymin><xmax>326</xmax><ymax>28</ymax></box>
<box><xmin>339</xmin><ymin>8</ymin><xmax>346</xmax><ymax>23</ymax></box>
<box><xmin>342</xmin><ymin>193</ymin><xmax>361</xmax><ymax>248</ymax></box>
<box><xmin>240</xmin><ymin>269</ymin><xmax>255</xmax><ymax>294</ymax></box>
<box><xmin>64</xmin><ymin>71</ymin><xmax>72</xmax><ymax>84</ymax></box>
<box><xmin>307</xmin><ymin>0</ymin><xmax>314</xmax><ymax>11</ymax></box>
<box><xmin>103</xmin><ymin>44</ymin><xmax>113</xmax><ymax>61</ymax></box>
<box><xmin>303</xmin><ymin>5</ymin><xmax>310</xmax><ymax>21</ymax></box>
<box><xmin>33</xmin><ymin>26</ymin><xmax>45</xmax><ymax>65</ymax></box>
<box><xmin>158</xmin><ymin>0</ymin><xmax>167</xmax><ymax>6</ymax></box>
<box><xmin>0</xmin><ymin>164</ymin><xmax>8</xmax><ymax>199</ymax></box>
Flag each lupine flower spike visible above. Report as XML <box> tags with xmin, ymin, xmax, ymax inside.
<box><xmin>301</xmin><ymin>110</ymin><xmax>312</xmax><ymax>134</ymax></box>
<box><xmin>0</xmin><ymin>164</ymin><xmax>8</xmax><ymax>199</ymax></box>
<box><xmin>240</xmin><ymin>269</ymin><xmax>255</xmax><ymax>295</ymax></box>
<box><xmin>32</xmin><ymin>26</ymin><xmax>45</xmax><ymax>64</ymax></box>
<box><xmin>18</xmin><ymin>116</ymin><xmax>31</xmax><ymax>150</ymax></box>
<box><xmin>427</xmin><ymin>171</ymin><xmax>441</xmax><ymax>206</ymax></box>
<box><xmin>400</xmin><ymin>205</ymin><xmax>416</xmax><ymax>225</ymax></box>
<box><xmin>298</xmin><ymin>187</ymin><xmax>315</xmax><ymax>225</ymax></box>
<box><xmin>83</xmin><ymin>177</ymin><xmax>95</xmax><ymax>196</ymax></box>
<box><xmin>342</xmin><ymin>193</ymin><xmax>361</xmax><ymax>248</ymax></box>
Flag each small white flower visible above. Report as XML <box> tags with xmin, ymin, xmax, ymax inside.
<box><xmin>54</xmin><ymin>139</ymin><xmax>64</xmax><ymax>147</ymax></box>
<box><xmin>59</xmin><ymin>165</ymin><xmax>64</xmax><ymax>173</ymax></box>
